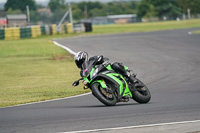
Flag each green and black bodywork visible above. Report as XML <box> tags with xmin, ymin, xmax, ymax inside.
<box><xmin>73</xmin><ymin>58</ymin><xmax>151</xmax><ymax>106</ymax></box>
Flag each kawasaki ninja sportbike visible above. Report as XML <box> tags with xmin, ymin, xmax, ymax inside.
<box><xmin>73</xmin><ymin>57</ymin><xmax>151</xmax><ymax>106</ymax></box>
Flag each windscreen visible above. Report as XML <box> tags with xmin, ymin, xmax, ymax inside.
<box><xmin>82</xmin><ymin>60</ymin><xmax>90</xmax><ymax>77</ymax></box>
<box><xmin>81</xmin><ymin>60</ymin><xmax>95</xmax><ymax>77</ymax></box>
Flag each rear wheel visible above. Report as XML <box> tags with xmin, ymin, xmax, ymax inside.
<box><xmin>91</xmin><ymin>82</ymin><xmax>117</xmax><ymax>106</ymax></box>
<box><xmin>130</xmin><ymin>78</ymin><xmax>151</xmax><ymax>103</ymax></box>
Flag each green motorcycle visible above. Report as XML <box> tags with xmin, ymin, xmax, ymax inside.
<box><xmin>72</xmin><ymin>57</ymin><xmax>151</xmax><ymax>106</ymax></box>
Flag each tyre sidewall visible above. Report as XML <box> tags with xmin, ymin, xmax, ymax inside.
<box><xmin>131</xmin><ymin>79</ymin><xmax>151</xmax><ymax>103</ymax></box>
<box><xmin>91</xmin><ymin>82</ymin><xmax>117</xmax><ymax>106</ymax></box>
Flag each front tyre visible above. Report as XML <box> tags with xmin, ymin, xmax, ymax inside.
<box><xmin>131</xmin><ymin>78</ymin><xmax>151</xmax><ymax>103</ymax></box>
<box><xmin>91</xmin><ymin>82</ymin><xmax>117</xmax><ymax>106</ymax></box>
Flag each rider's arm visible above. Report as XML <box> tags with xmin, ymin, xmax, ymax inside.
<box><xmin>80</xmin><ymin>70</ymin><xmax>83</xmax><ymax>77</ymax></box>
<box><xmin>89</xmin><ymin>55</ymin><xmax>104</xmax><ymax>65</ymax></box>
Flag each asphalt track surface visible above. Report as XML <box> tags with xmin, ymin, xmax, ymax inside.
<box><xmin>1</xmin><ymin>28</ymin><xmax>200</xmax><ymax>133</ymax></box>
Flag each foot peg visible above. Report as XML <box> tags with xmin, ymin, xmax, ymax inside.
<box><xmin>121</xmin><ymin>95</ymin><xmax>130</xmax><ymax>102</ymax></box>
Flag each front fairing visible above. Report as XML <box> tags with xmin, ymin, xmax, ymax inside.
<box><xmin>81</xmin><ymin>59</ymin><xmax>105</xmax><ymax>81</ymax></box>
<box><xmin>99</xmin><ymin>71</ymin><xmax>132</xmax><ymax>98</ymax></box>
<box><xmin>81</xmin><ymin>61</ymin><xmax>132</xmax><ymax>99</ymax></box>
<box><xmin>91</xmin><ymin>70</ymin><xmax>132</xmax><ymax>99</ymax></box>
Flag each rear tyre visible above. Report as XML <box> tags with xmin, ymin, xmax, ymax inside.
<box><xmin>91</xmin><ymin>82</ymin><xmax>117</xmax><ymax>106</ymax></box>
<box><xmin>131</xmin><ymin>78</ymin><xmax>151</xmax><ymax>103</ymax></box>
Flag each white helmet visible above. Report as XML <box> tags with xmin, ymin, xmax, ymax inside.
<box><xmin>74</xmin><ymin>51</ymin><xmax>89</xmax><ymax>69</ymax></box>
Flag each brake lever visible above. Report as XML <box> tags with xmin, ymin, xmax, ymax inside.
<box><xmin>72</xmin><ymin>78</ymin><xmax>83</xmax><ymax>86</ymax></box>
<box><xmin>72</xmin><ymin>80</ymin><xmax>79</xmax><ymax>86</ymax></box>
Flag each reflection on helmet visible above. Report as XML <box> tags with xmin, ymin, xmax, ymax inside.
<box><xmin>74</xmin><ymin>51</ymin><xmax>88</xmax><ymax>69</ymax></box>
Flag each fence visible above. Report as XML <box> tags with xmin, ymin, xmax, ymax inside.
<box><xmin>0</xmin><ymin>23</ymin><xmax>75</xmax><ymax>40</ymax></box>
<box><xmin>0</xmin><ymin>22</ymin><xmax>92</xmax><ymax>40</ymax></box>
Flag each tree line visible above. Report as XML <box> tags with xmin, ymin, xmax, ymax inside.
<box><xmin>4</xmin><ymin>0</ymin><xmax>200</xmax><ymax>24</ymax></box>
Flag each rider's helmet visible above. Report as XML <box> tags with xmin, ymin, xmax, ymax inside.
<box><xmin>74</xmin><ymin>51</ymin><xmax>89</xmax><ymax>69</ymax></box>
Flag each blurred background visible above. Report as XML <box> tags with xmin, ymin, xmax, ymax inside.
<box><xmin>0</xmin><ymin>0</ymin><xmax>200</xmax><ymax>40</ymax></box>
<box><xmin>0</xmin><ymin>0</ymin><xmax>200</xmax><ymax>27</ymax></box>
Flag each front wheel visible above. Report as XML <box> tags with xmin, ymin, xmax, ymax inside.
<box><xmin>131</xmin><ymin>78</ymin><xmax>151</xmax><ymax>103</ymax></box>
<box><xmin>91</xmin><ymin>82</ymin><xmax>117</xmax><ymax>106</ymax></box>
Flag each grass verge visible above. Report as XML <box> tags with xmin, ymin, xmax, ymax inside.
<box><xmin>0</xmin><ymin>38</ymin><xmax>89</xmax><ymax>107</ymax></box>
<box><xmin>93</xmin><ymin>19</ymin><xmax>200</xmax><ymax>34</ymax></box>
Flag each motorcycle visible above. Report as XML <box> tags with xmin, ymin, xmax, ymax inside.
<box><xmin>72</xmin><ymin>56</ymin><xmax>151</xmax><ymax>106</ymax></box>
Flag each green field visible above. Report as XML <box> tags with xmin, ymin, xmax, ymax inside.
<box><xmin>0</xmin><ymin>19</ymin><xmax>200</xmax><ymax>107</ymax></box>
<box><xmin>93</xmin><ymin>19</ymin><xmax>200</xmax><ymax>34</ymax></box>
<box><xmin>0</xmin><ymin>38</ymin><xmax>89</xmax><ymax>107</ymax></box>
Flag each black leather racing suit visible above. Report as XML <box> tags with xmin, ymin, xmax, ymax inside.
<box><xmin>86</xmin><ymin>55</ymin><xmax>129</xmax><ymax>78</ymax></box>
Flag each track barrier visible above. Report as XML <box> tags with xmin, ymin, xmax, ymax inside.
<box><xmin>0</xmin><ymin>22</ymin><xmax>92</xmax><ymax>40</ymax></box>
<box><xmin>0</xmin><ymin>29</ymin><xmax>5</xmax><ymax>40</ymax></box>
<box><xmin>67</xmin><ymin>23</ymin><xmax>73</xmax><ymax>33</ymax></box>
<box><xmin>4</xmin><ymin>27</ymin><xmax>20</xmax><ymax>40</ymax></box>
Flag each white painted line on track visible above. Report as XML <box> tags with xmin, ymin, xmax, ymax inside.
<box><xmin>53</xmin><ymin>41</ymin><xmax>77</xmax><ymax>55</ymax></box>
<box><xmin>61</xmin><ymin>120</ymin><xmax>200</xmax><ymax>133</ymax></box>
<box><xmin>0</xmin><ymin>41</ymin><xmax>89</xmax><ymax>109</ymax></box>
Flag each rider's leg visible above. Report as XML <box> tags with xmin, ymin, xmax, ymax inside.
<box><xmin>111</xmin><ymin>62</ymin><xmax>133</xmax><ymax>77</ymax></box>
<box><xmin>111</xmin><ymin>62</ymin><xmax>136</xmax><ymax>83</ymax></box>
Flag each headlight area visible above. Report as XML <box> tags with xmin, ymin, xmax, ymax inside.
<box><xmin>91</xmin><ymin>68</ymin><xmax>99</xmax><ymax>79</ymax></box>
<box><xmin>83</xmin><ymin>80</ymin><xmax>88</xmax><ymax>85</ymax></box>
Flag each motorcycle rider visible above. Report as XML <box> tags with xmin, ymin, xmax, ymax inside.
<box><xmin>74</xmin><ymin>51</ymin><xmax>136</xmax><ymax>101</ymax></box>
<box><xmin>74</xmin><ymin>51</ymin><xmax>134</xmax><ymax>82</ymax></box>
